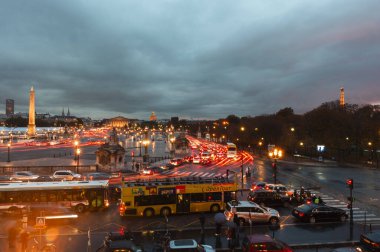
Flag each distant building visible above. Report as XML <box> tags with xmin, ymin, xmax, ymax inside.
<box><xmin>171</xmin><ymin>117</ymin><xmax>179</xmax><ymax>124</ymax></box>
<box><xmin>105</xmin><ymin>116</ymin><xmax>129</xmax><ymax>128</ymax></box>
<box><xmin>150</xmin><ymin>112</ymin><xmax>157</xmax><ymax>121</ymax></box>
<box><xmin>6</xmin><ymin>99</ymin><xmax>14</xmax><ymax>117</ymax></box>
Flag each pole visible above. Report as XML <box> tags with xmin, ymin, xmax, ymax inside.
<box><xmin>241</xmin><ymin>159</ymin><xmax>244</xmax><ymax>196</ymax></box>
<box><xmin>349</xmin><ymin>186</ymin><xmax>353</xmax><ymax>240</ymax></box>
<box><xmin>274</xmin><ymin>159</ymin><xmax>277</xmax><ymax>184</ymax></box>
<box><xmin>139</xmin><ymin>142</ymin><xmax>142</xmax><ymax>157</ymax></box>
<box><xmin>77</xmin><ymin>153</ymin><xmax>80</xmax><ymax>173</ymax></box>
<box><xmin>7</xmin><ymin>145</ymin><xmax>10</xmax><ymax>162</ymax></box>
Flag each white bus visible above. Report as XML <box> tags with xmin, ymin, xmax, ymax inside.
<box><xmin>0</xmin><ymin>180</ymin><xmax>109</xmax><ymax>214</ymax></box>
<box><xmin>226</xmin><ymin>142</ymin><xmax>237</xmax><ymax>159</ymax></box>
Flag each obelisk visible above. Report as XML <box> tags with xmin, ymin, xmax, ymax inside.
<box><xmin>27</xmin><ymin>86</ymin><xmax>36</xmax><ymax>137</ymax></box>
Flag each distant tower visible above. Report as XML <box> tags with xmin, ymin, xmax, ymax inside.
<box><xmin>67</xmin><ymin>107</ymin><xmax>70</xmax><ymax>117</ymax></box>
<box><xmin>62</xmin><ymin>108</ymin><xmax>65</xmax><ymax>117</ymax></box>
<box><xmin>340</xmin><ymin>87</ymin><xmax>345</xmax><ymax>107</ymax></box>
<box><xmin>27</xmin><ymin>86</ymin><xmax>36</xmax><ymax>137</ymax></box>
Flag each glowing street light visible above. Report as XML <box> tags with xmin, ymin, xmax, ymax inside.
<box><xmin>7</xmin><ymin>142</ymin><xmax>11</xmax><ymax>162</ymax></box>
<box><xmin>268</xmin><ymin>148</ymin><xmax>283</xmax><ymax>184</ymax></box>
<box><xmin>170</xmin><ymin>137</ymin><xmax>176</xmax><ymax>158</ymax></box>
<box><xmin>76</xmin><ymin>148</ymin><xmax>81</xmax><ymax>172</ymax></box>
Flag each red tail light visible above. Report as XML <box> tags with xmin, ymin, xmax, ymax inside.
<box><xmin>299</xmin><ymin>212</ymin><xmax>304</xmax><ymax>217</ymax></box>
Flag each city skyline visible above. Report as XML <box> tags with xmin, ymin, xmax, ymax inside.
<box><xmin>1</xmin><ymin>1</ymin><xmax>380</xmax><ymax>120</ymax></box>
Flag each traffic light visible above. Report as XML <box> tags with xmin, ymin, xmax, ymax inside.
<box><xmin>346</xmin><ymin>178</ymin><xmax>353</xmax><ymax>189</ymax></box>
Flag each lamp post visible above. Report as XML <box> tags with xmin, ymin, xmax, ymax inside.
<box><xmin>142</xmin><ymin>140</ymin><xmax>150</xmax><ymax>163</ymax></box>
<box><xmin>170</xmin><ymin>137</ymin><xmax>175</xmax><ymax>158</ymax></box>
<box><xmin>7</xmin><ymin>142</ymin><xmax>11</xmax><ymax>162</ymax></box>
<box><xmin>269</xmin><ymin>148</ymin><xmax>283</xmax><ymax>184</ymax></box>
<box><xmin>76</xmin><ymin>148</ymin><xmax>81</xmax><ymax>173</ymax></box>
<box><xmin>139</xmin><ymin>140</ymin><xmax>142</xmax><ymax>157</ymax></box>
<box><xmin>74</xmin><ymin>140</ymin><xmax>79</xmax><ymax>161</ymax></box>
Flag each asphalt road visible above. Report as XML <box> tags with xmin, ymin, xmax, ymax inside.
<box><xmin>1</xmin><ymin>136</ymin><xmax>380</xmax><ymax>251</ymax></box>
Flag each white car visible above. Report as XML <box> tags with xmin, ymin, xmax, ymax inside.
<box><xmin>168</xmin><ymin>239</ymin><xmax>215</xmax><ymax>252</ymax></box>
<box><xmin>193</xmin><ymin>156</ymin><xmax>201</xmax><ymax>164</ymax></box>
<box><xmin>10</xmin><ymin>171</ymin><xmax>39</xmax><ymax>181</ymax></box>
<box><xmin>53</xmin><ymin>170</ymin><xmax>81</xmax><ymax>181</ymax></box>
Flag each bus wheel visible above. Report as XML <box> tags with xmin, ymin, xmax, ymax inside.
<box><xmin>76</xmin><ymin>204</ymin><xmax>86</xmax><ymax>213</ymax></box>
<box><xmin>160</xmin><ymin>207</ymin><xmax>171</xmax><ymax>217</ymax></box>
<box><xmin>144</xmin><ymin>208</ymin><xmax>155</xmax><ymax>217</ymax></box>
<box><xmin>210</xmin><ymin>204</ymin><xmax>220</xmax><ymax>213</ymax></box>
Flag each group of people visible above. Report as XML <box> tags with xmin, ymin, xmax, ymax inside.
<box><xmin>291</xmin><ymin>187</ymin><xmax>324</xmax><ymax>205</ymax></box>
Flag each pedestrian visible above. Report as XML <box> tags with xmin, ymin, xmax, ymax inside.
<box><xmin>20</xmin><ymin>231</ymin><xmax>29</xmax><ymax>252</ymax></box>
<box><xmin>300</xmin><ymin>186</ymin><xmax>305</xmax><ymax>197</ymax></box>
<box><xmin>318</xmin><ymin>196</ymin><xmax>324</xmax><ymax>205</ymax></box>
<box><xmin>233</xmin><ymin>213</ymin><xmax>240</xmax><ymax>242</ymax></box>
<box><xmin>8</xmin><ymin>224</ymin><xmax>18</xmax><ymax>249</ymax></box>
<box><xmin>215</xmin><ymin>223</ymin><xmax>222</xmax><ymax>236</ymax></box>
<box><xmin>314</xmin><ymin>196</ymin><xmax>320</xmax><ymax>204</ymax></box>
<box><xmin>199</xmin><ymin>212</ymin><xmax>205</xmax><ymax>234</ymax></box>
<box><xmin>227</xmin><ymin>224</ymin><xmax>236</xmax><ymax>250</ymax></box>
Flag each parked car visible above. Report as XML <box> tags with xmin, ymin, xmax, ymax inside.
<box><xmin>292</xmin><ymin>203</ymin><xmax>348</xmax><ymax>223</ymax></box>
<box><xmin>10</xmin><ymin>171</ymin><xmax>39</xmax><ymax>181</ymax></box>
<box><xmin>168</xmin><ymin>239</ymin><xmax>215</xmax><ymax>252</ymax></box>
<box><xmin>52</xmin><ymin>170</ymin><xmax>81</xmax><ymax>181</ymax></box>
<box><xmin>0</xmin><ymin>175</ymin><xmax>11</xmax><ymax>182</ymax></box>
<box><xmin>360</xmin><ymin>230</ymin><xmax>380</xmax><ymax>251</ymax></box>
<box><xmin>141</xmin><ymin>166</ymin><xmax>164</xmax><ymax>175</ymax></box>
<box><xmin>224</xmin><ymin>201</ymin><xmax>280</xmax><ymax>226</ymax></box>
<box><xmin>161</xmin><ymin>163</ymin><xmax>176</xmax><ymax>170</ymax></box>
<box><xmin>247</xmin><ymin>190</ymin><xmax>291</xmax><ymax>208</ymax></box>
<box><xmin>241</xmin><ymin>234</ymin><xmax>293</xmax><ymax>252</ymax></box>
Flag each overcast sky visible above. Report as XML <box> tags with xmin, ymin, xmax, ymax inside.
<box><xmin>1</xmin><ymin>0</ymin><xmax>379</xmax><ymax>120</ymax></box>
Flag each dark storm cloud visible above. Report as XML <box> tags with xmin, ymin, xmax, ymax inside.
<box><xmin>1</xmin><ymin>0</ymin><xmax>380</xmax><ymax>119</ymax></box>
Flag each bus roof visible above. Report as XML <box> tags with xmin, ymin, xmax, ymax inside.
<box><xmin>0</xmin><ymin>180</ymin><xmax>109</xmax><ymax>191</ymax></box>
<box><xmin>226</xmin><ymin>142</ymin><xmax>236</xmax><ymax>146</ymax></box>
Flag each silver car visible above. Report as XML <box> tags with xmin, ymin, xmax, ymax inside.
<box><xmin>224</xmin><ymin>201</ymin><xmax>280</xmax><ymax>225</ymax></box>
<box><xmin>53</xmin><ymin>170</ymin><xmax>81</xmax><ymax>181</ymax></box>
<box><xmin>10</xmin><ymin>171</ymin><xmax>39</xmax><ymax>181</ymax></box>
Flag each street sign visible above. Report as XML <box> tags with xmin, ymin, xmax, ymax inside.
<box><xmin>36</xmin><ymin>217</ymin><xmax>45</xmax><ymax>227</ymax></box>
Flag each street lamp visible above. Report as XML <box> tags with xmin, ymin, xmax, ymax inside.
<box><xmin>7</xmin><ymin>142</ymin><xmax>11</xmax><ymax>162</ymax></box>
<box><xmin>268</xmin><ymin>148</ymin><xmax>283</xmax><ymax>184</ymax></box>
<box><xmin>170</xmin><ymin>137</ymin><xmax>175</xmax><ymax>158</ymax></box>
<box><xmin>142</xmin><ymin>139</ymin><xmax>150</xmax><ymax>162</ymax></box>
<box><xmin>74</xmin><ymin>140</ymin><xmax>79</xmax><ymax>161</ymax></box>
<box><xmin>139</xmin><ymin>140</ymin><xmax>142</xmax><ymax>157</ymax></box>
<box><xmin>76</xmin><ymin>148</ymin><xmax>81</xmax><ymax>173</ymax></box>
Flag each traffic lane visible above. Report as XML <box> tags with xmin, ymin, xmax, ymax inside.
<box><xmin>275</xmin><ymin>162</ymin><xmax>380</xmax><ymax>216</ymax></box>
<box><xmin>0</xmin><ymin>214</ymin><xmax>364</xmax><ymax>252</ymax></box>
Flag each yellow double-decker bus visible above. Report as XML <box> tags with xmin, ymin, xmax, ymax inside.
<box><xmin>119</xmin><ymin>176</ymin><xmax>238</xmax><ymax>217</ymax></box>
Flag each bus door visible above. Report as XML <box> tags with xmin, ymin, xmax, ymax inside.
<box><xmin>176</xmin><ymin>194</ymin><xmax>190</xmax><ymax>213</ymax></box>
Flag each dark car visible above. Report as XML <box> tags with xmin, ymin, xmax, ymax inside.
<box><xmin>360</xmin><ymin>231</ymin><xmax>380</xmax><ymax>251</ymax></box>
<box><xmin>84</xmin><ymin>172</ymin><xmax>112</xmax><ymax>180</ymax></box>
<box><xmin>161</xmin><ymin>163</ymin><xmax>176</xmax><ymax>170</ymax></box>
<box><xmin>251</xmin><ymin>182</ymin><xmax>268</xmax><ymax>191</ymax></box>
<box><xmin>141</xmin><ymin>166</ymin><xmax>164</xmax><ymax>175</ymax></box>
<box><xmin>241</xmin><ymin>234</ymin><xmax>293</xmax><ymax>252</ymax></box>
<box><xmin>292</xmin><ymin>203</ymin><xmax>348</xmax><ymax>223</ymax></box>
<box><xmin>247</xmin><ymin>190</ymin><xmax>290</xmax><ymax>207</ymax></box>
<box><xmin>97</xmin><ymin>230</ymin><xmax>143</xmax><ymax>252</ymax></box>
<box><xmin>170</xmin><ymin>159</ymin><xmax>183</xmax><ymax>166</ymax></box>
<box><xmin>34</xmin><ymin>175</ymin><xmax>55</xmax><ymax>182</ymax></box>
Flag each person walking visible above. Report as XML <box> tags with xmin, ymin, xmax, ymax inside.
<box><xmin>314</xmin><ymin>196</ymin><xmax>320</xmax><ymax>204</ymax></box>
<box><xmin>233</xmin><ymin>213</ymin><xmax>240</xmax><ymax>246</ymax></box>
<box><xmin>8</xmin><ymin>224</ymin><xmax>18</xmax><ymax>250</ymax></box>
<box><xmin>20</xmin><ymin>231</ymin><xmax>29</xmax><ymax>252</ymax></box>
<box><xmin>199</xmin><ymin>212</ymin><xmax>205</xmax><ymax>234</ymax></box>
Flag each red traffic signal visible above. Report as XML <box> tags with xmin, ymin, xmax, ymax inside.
<box><xmin>346</xmin><ymin>178</ymin><xmax>353</xmax><ymax>189</ymax></box>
